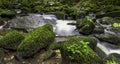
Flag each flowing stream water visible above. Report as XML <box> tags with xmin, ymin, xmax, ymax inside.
<box><xmin>0</xmin><ymin>14</ymin><xmax>120</xmax><ymax>63</ymax></box>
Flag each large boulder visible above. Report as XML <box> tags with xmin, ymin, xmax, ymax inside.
<box><xmin>0</xmin><ymin>30</ymin><xmax>24</xmax><ymax>50</ymax></box>
<box><xmin>95</xmin><ymin>33</ymin><xmax>120</xmax><ymax>45</ymax></box>
<box><xmin>60</xmin><ymin>37</ymin><xmax>101</xmax><ymax>64</ymax></box>
<box><xmin>76</xmin><ymin>18</ymin><xmax>95</xmax><ymax>35</ymax></box>
<box><xmin>9</xmin><ymin>14</ymin><xmax>57</xmax><ymax>31</ymax></box>
<box><xmin>17</xmin><ymin>24</ymin><xmax>55</xmax><ymax>58</ymax></box>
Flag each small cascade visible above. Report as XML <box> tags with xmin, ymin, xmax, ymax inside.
<box><xmin>96</xmin><ymin>42</ymin><xmax>120</xmax><ymax>58</ymax></box>
<box><xmin>54</xmin><ymin>20</ymin><xmax>79</xmax><ymax>36</ymax></box>
<box><xmin>0</xmin><ymin>21</ymin><xmax>7</xmax><ymax>29</ymax></box>
<box><xmin>95</xmin><ymin>17</ymin><xmax>120</xmax><ymax>61</ymax></box>
<box><xmin>9</xmin><ymin>14</ymin><xmax>79</xmax><ymax>36</ymax></box>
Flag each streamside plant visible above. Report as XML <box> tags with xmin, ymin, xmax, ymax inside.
<box><xmin>0</xmin><ymin>30</ymin><xmax>24</xmax><ymax>50</ymax></box>
<box><xmin>17</xmin><ymin>24</ymin><xmax>55</xmax><ymax>58</ymax></box>
<box><xmin>61</xmin><ymin>37</ymin><xmax>101</xmax><ymax>64</ymax></box>
<box><xmin>113</xmin><ymin>23</ymin><xmax>120</xmax><ymax>28</ymax></box>
<box><xmin>106</xmin><ymin>59</ymin><xmax>119</xmax><ymax>64</ymax></box>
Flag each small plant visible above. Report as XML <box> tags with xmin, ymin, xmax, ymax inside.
<box><xmin>61</xmin><ymin>37</ymin><xmax>101</xmax><ymax>63</ymax></box>
<box><xmin>113</xmin><ymin>23</ymin><xmax>120</xmax><ymax>27</ymax></box>
<box><xmin>106</xmin><ymin>59</ymin><xmax>118</xmax><ymax>64</ymax></box>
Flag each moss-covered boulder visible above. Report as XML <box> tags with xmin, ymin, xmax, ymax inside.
<box><xmin>0</xmin><ymin>30</ymin><xmax>24</xmax><ymax>50</ymax></box>
<box><xmin>76</xmin><ymin>18</ymin><xmax>95</xmax><ymax>35</ymax></box>
<box><xmin>61</xmin><ymin>37</ymin><xmax>101</xmax><ymax>64</ymax></box>
<box><xmin>17</xmin><ymin>24</ymin><xmax>55</xmax><ymax>58</ymax></box>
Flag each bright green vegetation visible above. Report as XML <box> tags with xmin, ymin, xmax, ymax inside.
<box><xmin>78</xmin><ymin>36</ymin><xmax>97</xmax><ymax>50</ymax></box>
<box><xmin>106</xmin><ymin>59</ymin><xmax>119</xmax><ymax>64</ymax></box>
<box><xmin>61</xmin><ymin>37</ymin><xmax>101</xmax><ymax>64</ymax></box>
<box><xmin>17</xmin><ymin>24</ymin><xmax>55</xmax><ymax>58</ymax></box>
<box><xmin>76</xmin><ymin>18</ymin><xmax>95</xmax><ymax>35</ymax></box>
<box><xmin>0</xmin><ymin>0</ymin><xmax>119</xmax><ymax>19</ymax></box>
<box><xmin>113</xmin><ymin>23</ymin><xmax>120</xmax><ymax>27</ymax></box>
<box><xmin>0</xmin><ymin>30</ymin><xmax>24</xmax><ymax>50</ymax></box>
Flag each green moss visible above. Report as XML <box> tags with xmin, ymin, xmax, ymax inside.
<box><xmin>61</xmin><ymin>37</ymin><xmax>101</xmax><ymax>64</ymax></box>
<box><xmin>106</xmin><ymin>59</ymin><xmax>119</xmax><ymax>64</ymax></box>
<box><xmin>0</xmin><ymin>30</ymin><xmax>24</xmax><ymax>50</ymax></box>
<box><xmin>113</xmin><ymin>23</ymin><xmax>120</xmax><ymax>28</ymax></box>
<box><xmin>17</xmin><ymin>24</ymin><xmax>55</xmax><ymax>58</ymax></box>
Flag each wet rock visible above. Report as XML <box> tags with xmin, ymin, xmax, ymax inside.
<box><xmin>55</xmin><ymin>37</ymin><xmax>67</xmax><ymax>43</ymax></box>
<box><xmin>99</xmin><ymin>17</ymin><xmax>118</xmax><ymax>25</ymax></box>
<box><xmin>111</xmin><ymin>27</ymin><xmax>120</xmax><ymax>33</ymax></box>
<box><xmin>9</xmin><ymin>14</ymin><xmax>57</xmax><ymax>31</ymax></box>
<box><xmin>93</xmin><ymin>26</ymin><xmax>104</xmax><ymax>34</ymax></box>
<box><xmin>76</xmin><ymin>18</ymin><xmax>95</xmax><ymax>35</ymax></box>
<box><xmin>95</xmin><ymin>33</ymin><xmax>120</xmax><ymax>45</ymax></box>
<box><xmin>108</xmin><ymin>53</ymin><xmax>120</xmax><ymax>63</ymax></box>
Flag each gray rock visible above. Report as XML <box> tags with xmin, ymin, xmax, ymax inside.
<box><xmin>107</xmin><ymin>53</ymin><xmax>120</xmax><ymax>63</ymax></box>
<box><xmin>99</xmin><ymin>17</ymin><xmax>118</xmax><ymax>25</ymax></box>
<box><xmin>9</xmin><ymin>14</ymin><xmax>57</xmax><ymax>31</ymax></box>
<box><xmin>93</xmin><ymin>26</ymin><xmax>104</xmax><ymax>34</ymax></box>
<box><xmin>95</xmin><ymin>33</ymin><xmax>120</xmax><ymax>45</ymax></box>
